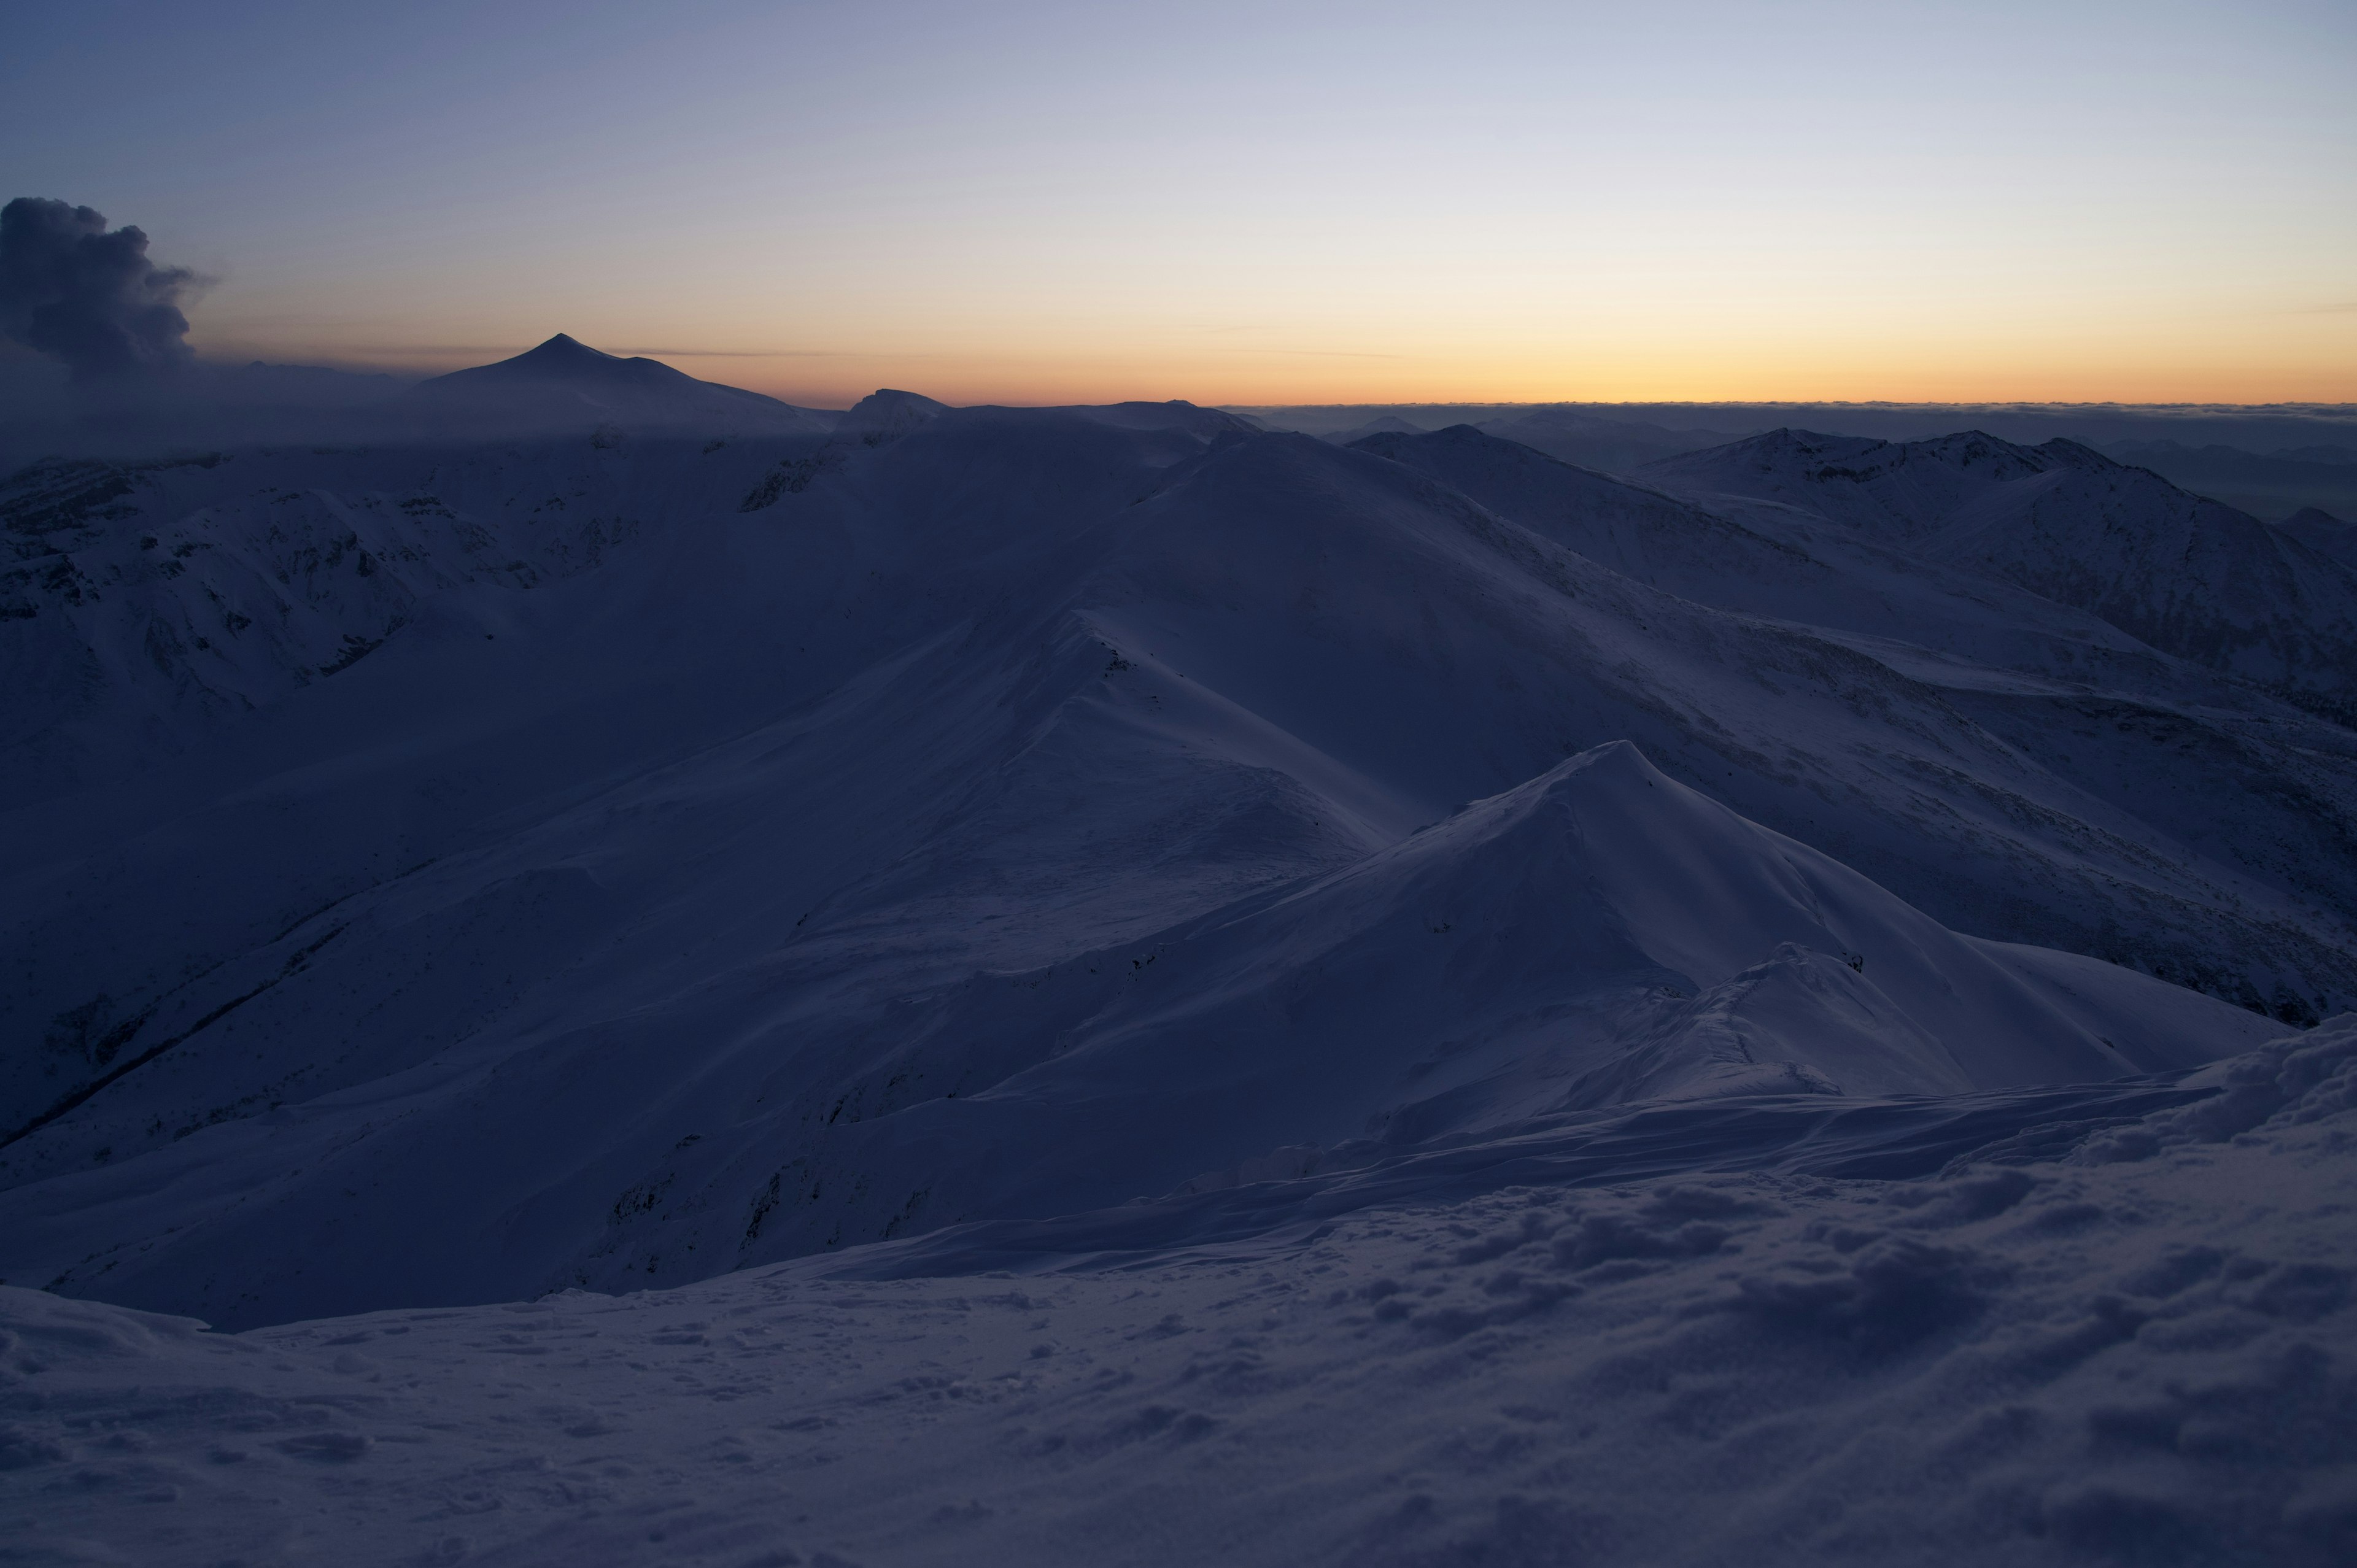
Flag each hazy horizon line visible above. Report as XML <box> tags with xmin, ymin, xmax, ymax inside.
<box><xmin>10</xmin><ymin>344</ymin><xmax>2357</xmax><ymax>417</ymax></box>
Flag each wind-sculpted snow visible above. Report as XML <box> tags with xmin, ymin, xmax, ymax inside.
<box><xmin>2</xmin><ymin>1023</ymin><xmax>2351</xmax><ymax>1567</ymax></box>
<box><xmin>1</xmin><ymin>401</ymin><xmax>2353</xmax><ymax>1335</ymax></box>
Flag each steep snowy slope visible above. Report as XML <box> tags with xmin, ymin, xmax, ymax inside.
<box><xmin>406</xmin><ymin>333</ymin><xmax>836</xmax><ymax>437</ymax></box>
<box><xmin>692</xmin><ymin>742</ymin><xmax>2269</xmax><ymax>1267</ymax></box>
<box><xmin>1360</xmin><ymin>426</ymin><xmax>2357</xmax><ymax>972</ymax></box>
<box><xmin>0</xmin><ymin>732</ymin><xmax>2273</xmax><ymax>1328</ymax></box>
<box><xmin>0</xmin><ymin>406</ymin><xmax>2332</xmax><ymax>1329</ymax></box>
<box><xmin>1641</xmin><ymin>430</ymin><xmax>2357</xmax><ymax>711</ymax></box>
<box><xmin>1355</xmin><ymin>425</ymin><xmax>2185</xmax><ymax>673</ymax></box>
<box><xmin>1117</xmin><ymin>431</ymin><xmax>2357</xmax><ymax>1014</ymax></box>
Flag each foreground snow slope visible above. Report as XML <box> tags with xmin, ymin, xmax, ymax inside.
<box><xmin>1</xmin><ymin>401</ymin><xmax>2349</xmax><ymax>1329</ymax></box>
<box><xmin>4</xmin><ymin>1021</ymin><xmax>2352</xmax><ymax>1567</ymax></box>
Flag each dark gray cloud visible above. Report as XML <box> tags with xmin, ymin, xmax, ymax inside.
<box><xmin>0</xmin><ymin>198</ymin><xmax>199</xmax><ymax>379</ymax></box>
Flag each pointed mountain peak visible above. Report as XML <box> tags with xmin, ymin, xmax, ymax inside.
<box><xmin>400</xmin><ymin>332</ymin><xmax>829</xmax><ymax>434</ymax></box>
<box><xmin>418</xmin><ymin>333</ymin><xmax>686</xmax><ymax>390</ymax></box>
<box><xmin>510</xmin><ymin>333</ymin><xmax>628</xmax><ymax>368</ymax></box>
<box><xmin>1441</xmin><ymin>740</ymin><xmax>1679</xmax><ymax>841</ymax></box>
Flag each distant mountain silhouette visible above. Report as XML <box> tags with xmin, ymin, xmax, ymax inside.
<box><xmin>2278</xmin><ymin>504</ymin><xmax>2357</xmax><ymax>572</ymax></box>
<box><xmin>406</xmin><ymin>333</ymin><xmax>836</xmax><ymax>436</ymax></box>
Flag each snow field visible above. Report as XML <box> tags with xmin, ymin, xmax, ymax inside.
<box><xmin>4</xmin><ymin>1019</ymin><xmax>2353</xmax><ymax>1566</ymax></box>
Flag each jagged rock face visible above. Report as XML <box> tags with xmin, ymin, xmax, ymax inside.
<box><xmin>0</xmin><ymin>404</ymin><xmax>2348</xmax><ymax>1327</ymax></box>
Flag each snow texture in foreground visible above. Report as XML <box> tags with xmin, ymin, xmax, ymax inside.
<box><xmin>4</xmin><ymin>1020</ymin><xmax>2353</xmax><ymax>1567</ymax></box>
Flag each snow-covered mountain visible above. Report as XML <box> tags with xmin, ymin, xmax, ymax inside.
<box><xmin>1358</xmin><ymin>425</ymin><xmax>2357</xmax><ymax>997</ymax></box>
<box><xmin>4</xmin><ymin>388</ymin><xmax>2350</xmax><ymax>1335</ymax></box>
<box><xmin>1640</xmin><ymin>428</ymin><xmax>2357</xmax><ymax>717</ymax></box>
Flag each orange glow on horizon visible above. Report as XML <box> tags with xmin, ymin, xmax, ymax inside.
<box><xmin>194</xmin><ymin>328</ymin><xmax>2357</xmax><ymax>411</ymax></box>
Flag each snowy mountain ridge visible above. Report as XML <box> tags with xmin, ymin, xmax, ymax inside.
<box><xmin>1640</xmin><ymin>426</ymin><xmax>2357</xmax><ymax>714</ymax></box>
<box><xmin>0</xmin><ymin>368</ymin><xmax>2348</xmax><ymax>1325</ymax></box>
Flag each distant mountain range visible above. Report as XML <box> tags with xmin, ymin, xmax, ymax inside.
<box><xmin>1635</xmin><ymin>428</ymin><xmax>2357</xmax><ymax>716</ymax></box>
<box><xmin>2100</xmin><ymin>437</ymin><xmax>2357</xmax><ymax>523</ymax></box>
<box><xmin>1237</xmin><ymin>400</ymin><xmax>2357</xmax><ymax>522</ymax></box>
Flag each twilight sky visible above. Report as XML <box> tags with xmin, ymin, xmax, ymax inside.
<box><xmin>4</xmin><ymin>0</ymin><xmax>2352</xmax><ymax>405</ymax></box>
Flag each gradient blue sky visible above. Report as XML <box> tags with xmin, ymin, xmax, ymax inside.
<box><xmin>4</xmin><ymin>0</ymin><xmax>2352</xmax><ymax>404</ymax></box>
